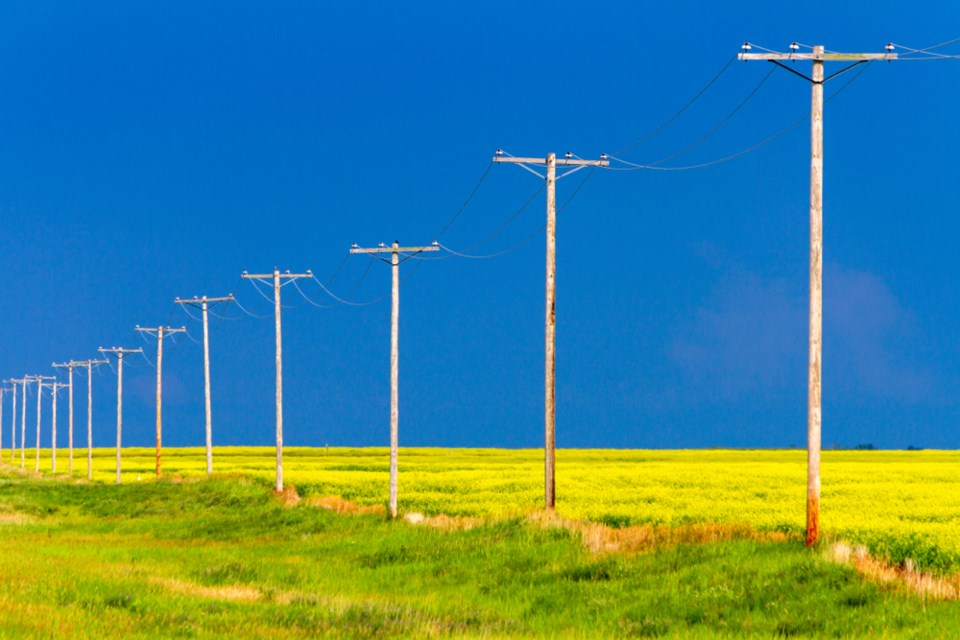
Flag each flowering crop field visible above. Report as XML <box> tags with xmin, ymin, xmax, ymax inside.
<box><xmin>36</xmin><ymin>446</ymin><xmax>960</xmax><ymax>571</ymax></box>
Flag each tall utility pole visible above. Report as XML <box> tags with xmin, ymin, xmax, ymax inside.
<box><xmin>739</xmin><ymin>43</ymin><xmax>897</xmax><ymax>547</ymax></box>
<box><xmin>350</xmin><ymin>241</ymin><xmax>439</xmax><ymax>518</ymax></box>
<box><xmin>135</xmin><ymin>325</ymin><xmax>186</xmax><ymax>477</ymax></box>
<box><xmin>492</xmin><ymin>150</ymin><xmax>609</xmax><ymax>510</ymax></box>
<box><xmin>73</xmin><ymin>359</ymin><xmax>108</xmax><ymax>480</ymax></box>
<box><xmin>52</xmin><ymin>361</ymin><xmax>81</xmax><ymax>474</ymax></box>
<box><xmin>174</xmin><ymin>294</ymin><xmax>234</xmax><ymax>476</ymax></box>
<box><xmin>49</xmin><ymin>382</ymin><xmax>69</xmax><ymax>473</ymax></box>
<box><xmin>98</xmin><ymin>347</ymin><xmax>143</xmax><ymax>484</ymax></box>
<box><xmin>27</xmin><ymin>376</ymin><xmax>55</xmax><ymax>472</ymax></box>
<box><xmin>241</xmin><ymin>268</ymin><xmax>312</xmax><ymax>492</ymax></box>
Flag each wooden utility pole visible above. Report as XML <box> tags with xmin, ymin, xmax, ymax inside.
<box><xmin>0</xmin><ymin>383</ymin><xmax>6</xmax><ymax>457</ymax></box>
<box><xmin>8</xmin><ymin>379</ymin><xmax>22</xmax><ymax>463</ymax></box>
<box><xmin>49</xmin><ymin>382</ymin><xmax>69</xmax><ymax>473</ymax></box>
<box><xmin>739</xmin><ymin>42</ymin><xmax>897</xmax><ymax>546</ymax></box>
<box><xmin>73</xmin><ymin>359</ymin><xmax>108</xmax><ymax>480</ymax></box>
<box><xmin>241</xmin><ymin>269</ymin><xmax>311</xmax><ymax>492</ymax></box>
<box><xmin>98</xmin><ymin>347</ymin><xmax>143</xmax><ymax>484</ymax></box>
<box><xmin>350</xmin><ymin>241</ymin><xmax>439</xmax><ymax>517</ymax></box>
<box><xmin>28</xmin><ymin>376</ymin><xmax>55</xmax><ymax>472</ymax></box>
<box><xmin>135</xmin><ymin>325</ymin><xmax>186</xmax><ymax>476</ymax></box>
<box><xmin>492</xmin><ymin>150</ymin><xmax>609</xmax><ymax>509</ymax></box>
<box><xmin>19</xmin><ymin>377</ymin><xmax>28</xmax><ymax>468</ymax></box>
<box><xmin>52</xmin><ymin>362</ymin><xmax>80</xmax><ymax>474</ymax></box>
<box><xmin>174</xmin><ymin>294</ymin><xmax>234</xmax><ymax>476</ymax></box>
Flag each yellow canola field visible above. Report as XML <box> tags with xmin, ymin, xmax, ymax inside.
<box><xmin>32</xmin><ymin>447</ymin><xmax>960</xmax><ymax>568</ymax></box>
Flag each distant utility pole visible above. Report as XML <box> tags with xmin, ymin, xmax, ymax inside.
<box><xmin>28</xmin><ymin>376</ymin><xmax>55</xmax><ymax>472</ymax></box>
<box><xmin>8</xmin><ymin>379</ymin><xmax>23</xmax><ymax>463</ymax></box>
<box><xmin>135</xmin><ymin>325</ymin><xmax>186</xmax><ymax>477</ymax></box>
<box><xmin>74</xmin><ymin>359</ymin><xmax>108</xmax><ymax>480</ymax></box>
<box><xmin>492</xmin><ymin>150</ymin><xmax>609</xmax><ymax>510</ymax></box>
<box><xmin>98</xmin><ymin>347</ymin><xmax>143</xmax><ymax>484</ymax></box>
<box><xmin>174</xmin><ymin>294</ymin><xmax>234</xmax><ymax>476</ymax></box>
<box><xmin>739</xmin><ymin>42</ymin><xmax>897</xmax><ymax>547</ymax></box>
<box><xmin>19</xmin><ymin>377</ymin><xmax>29</xmax><ymax>468</ymax></box>
<box><xmin>241</xmin><ymin>268</ymin><xmax>312</xmax><ymax>492</ymax></box>
<box><xmin>52</xmin><ymin>361</ymin><xmax>81</xmax><ymax>474</ymax></box>
<box><xmin>350</xmin><ymin>241</ymin><xmax>439</xmax><ymax>518</ymax></box>
<box><xmin>0</xmin><ymin>383</ymin><xmax>6</xmax><ymax>456</ymax></box>
<box><xmin>49</xmin><ymin>382</ymin><xmax>69</xmax><ymax>473</ymax></box>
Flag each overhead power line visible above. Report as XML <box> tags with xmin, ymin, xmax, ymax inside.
<box><xmin>603</xmin><ymin>59</ymin><xmax>873</xmax><ymax>172</ymax></box>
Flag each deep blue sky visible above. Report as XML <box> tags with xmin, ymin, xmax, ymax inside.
<box><xmin>1</xmin><ymin>2</ymin><xmax>959</xmax><ymax>450</ymax></box>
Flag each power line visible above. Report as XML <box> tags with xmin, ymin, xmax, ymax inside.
<box><xmin>432</xmin><ymin>162</ymin><xmax>495</xmax><ymax>240</ymax></box>
<box><xmin>291</xmin><ymin>278</ymin><xmax>336</xmax><ymax>308</ymax></box>
<box><xmin>603</xmin><ymin>60</ymin><xmax>873</xmax><ymax>172</ymax></box>
<box><xmin>436</xmin><ymin>167</ymin><xmax>597</xmax><ymax>259</ymax></box>
<box><xmin>613</xmin><ymin>55</ymin><xmax>736</xmax><ymax>156</ymax></box>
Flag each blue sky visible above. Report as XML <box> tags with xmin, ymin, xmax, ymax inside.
<box><xmin>1</xmin><ymin>1</ymin><xmax>959</xmax><ymax>451</ymax></box>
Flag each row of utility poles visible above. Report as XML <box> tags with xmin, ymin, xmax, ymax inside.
<box><xmin>1</xmin><ymin>44</ymin><xmax>903</xmax><ymax>544</ymax></box>
<box><xmin>1</xmin><ymin>291</ymin><xmax>234</xmax><ymax>484</ymax></box>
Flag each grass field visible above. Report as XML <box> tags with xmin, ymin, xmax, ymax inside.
<box><xmin>28</xmin><ymin>446</ymin><xmax>960</xmax><ymax>573</ymax></box>
<box><xmin>2</xmin><ymin>447</ymin><xmax>959</xmax><ymax>637</ymax></box>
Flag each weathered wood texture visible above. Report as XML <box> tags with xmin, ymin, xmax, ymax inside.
<box><xmin>807</xmin><ymin>47</ymin><xmax>825</xmax><ymax>548</ymax></box>
<box><xmin>390</xmin><ymin>244</ymin><xmax>400</xmax><ymax>518</ymax></box>
<box><xmin>544</xmin><ymin>153</ymin><xmax>557</xmax><ymax>510</ymax></box>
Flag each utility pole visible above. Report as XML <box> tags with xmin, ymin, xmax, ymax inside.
<box><xmin>135</xmin><ymin>325</ymin><xmax>186</xmax><ymax>477</ymax></box>
<box><xmin>52</xmin><ymin>361</ymin><xmax>81</xmax><ymax>474</ymax></box>
<box><xmin>0</xmin><ymin>383</ymin><xmax>6</xmax><ymax>457</ymax></box>
<box><xmin>49</xmin><ymin>382</ymin><xmax>69</xmax><ymax>473</ymax></box>
<box><xmin>19</xmin><ymin>377</ymin><xmax>28</xmax><ymax>468</ymax></box>
<box><xmin>492</xmin><ymin>150</ymin><xmax>609</xmax><ymax>510</ymax></box>
<box><xmin>98</xmin><ymin>347</ymin><xmax>143</xmax><ymax>484</ymax></box>
<box><xmin>0</xmin><ymin>383</ymin><xmax>7</xmax><ymax>457</ymax></box>
<box><xmin>73</xmin><ymin>359</ymin><xmax>108</xmax><ymax>480</ymax></box>
<box><xmin>739</xmin><ymin>42</ymin><xmax>897</xmax><ymax>547</ymax></box>
<box><xmin>8</xmin><ymin>379</ymin><xmax>22</xmax><ymax>463</ymax></box>
<box><xmin>174</xmin><ymin>294</ymin><xmax>234</xmax><ymax>476</ymax></box>
<box><xmin>27</xmin><ymin>376</ymin><xmax>55</xmax><ymax>472</ymax></box>
<box><xmin>350</xmin><ymin>241</ymin><xmax>439</xmax><ymax>517</ymax></box>
<box><xmin>241</xmin><ymin>268</ymin><xmax>311</xmax><ymax>492</ymax></box>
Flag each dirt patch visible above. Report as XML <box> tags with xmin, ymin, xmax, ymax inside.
<box><xmin>151</xmin><ymin>577</ymin><xmax>263</xmax><ymax>602</ymax></box>
<box><xmin>825</xmin><ymin>541</ymin><xmax>960</xmax><ymax>601</ymax></box>
<box><xmin>0</xmin><ymin>513</ymin><xmax>35</xmax><ymax>525</ymax></box>
<box><xmin>404</xmin><ymin>512</ymin><xmax>484</xmax><ymax>531</ymax></box>
<box><xmin>275</xmin><ymin>485</ymin><xmax>301</xmax><ymax>507</ymax></box>
<box><xmin>303</xmin><ymin>495</ymin><xmax>384</xmax><ymax>515</ymax></box>
<box><xmin>529</xmin><ymin>511</ymin><xmax>793</xmax><ymax>555</ymax></box>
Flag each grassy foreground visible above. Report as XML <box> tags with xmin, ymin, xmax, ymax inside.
<box><xmin>43</xmin><ymin>446</ymin><xmax>960</xmax><ymax>573</ymax></box>
<box><xmin>1</xmin><ymin>465</ymin><xmax>959</xmax><ymax>638</ymax></box>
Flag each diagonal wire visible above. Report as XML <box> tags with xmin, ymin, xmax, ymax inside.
<box><xmin>232</xmin><ymin>294</ymin><xmax>272</xmax><ymax>319</ymax></box>
<box><xmin>292</xmin><ymin>278</ymin><xmax>337</xmax><ymax>308</ymax></box>
<box><xmin>641</xmin><ymin>65</ymin><xmax>776</xmax><ymax>167</ymax></box>
<box><xmin>614</xmin><ymin>55</ymin><xmax>736</xmax><ymax>156</ymax></box>
<box><xmin>603</xmin><ymin>61</ymin><xmax>872</xmax><ymax>172</ymax></box>
<box><xmin>311</xmin><ymin>272</ymin><xmax>381</xmax><ymax>307</ymax></box>
<box><xmin>437</xmin><ymin>167</ymin><xmax>596</xmax><ymax>260</ymax></box>
<box><xmin>433</xmin><ymin>162</ymin><xmax>495</xmax><ymax>240</ymax></box>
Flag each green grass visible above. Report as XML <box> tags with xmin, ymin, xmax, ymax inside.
<box><xmin>25</xmin><ymin>446</ymin><xmax>960</xmax><ymax>574</ymax></box>
<box><xmin>0</xmin><ymin>465</ymin><xmax>958</xmax><ymax>638</ymax></box>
